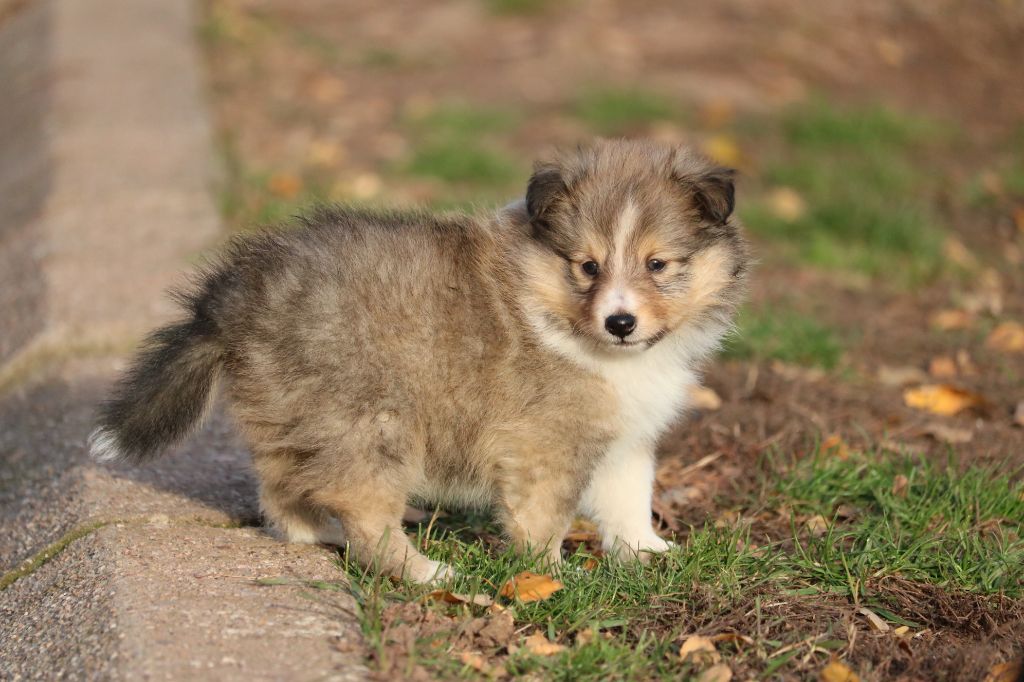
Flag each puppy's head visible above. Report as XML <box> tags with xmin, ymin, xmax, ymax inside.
<box><xmin>520</xmin><ymin>139</ymin><xmax>749</xmax><ymax>356</ymax></box>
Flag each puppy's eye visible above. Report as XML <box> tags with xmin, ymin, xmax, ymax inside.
<box><xmin>646</xmin><ymin>258</ymin><xmax>667</xmax><ymax>272</ymax></box>
<box><xmin>581</xmin><ymin>260</ymin><xmax>600</xmax><ymax>277</ymax></box>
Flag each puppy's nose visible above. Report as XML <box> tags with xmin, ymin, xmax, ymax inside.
<box><xmin>605</xmin><ymin>313</ymin><xmax>637</xmax><ymax>339</ymax></box>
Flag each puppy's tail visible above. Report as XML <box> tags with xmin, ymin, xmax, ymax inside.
<box><xmin>89</xmin><ymin>280</ymin><xmax>226</xmax><ymax>465</ymax></box>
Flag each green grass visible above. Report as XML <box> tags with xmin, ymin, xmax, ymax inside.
<box><xmin>741</xmin><ymin>101</ymin><xmax>951</xmax><ymax>281</ymax></box>
<box><xmin>723</xmin><ymin>306</ymin><xmax>843</xmax><ymax>369</ymax></box>
<box><xmin>399</xmin><ymin>101</ymin><xmax>524</xmax><ymax>198</ymax></box>
<box><xmin>573</xmin><ymin>87</ymin><xmax>680</xmax><ymax>136</ymax></box>
<box><xmin>323</xmin><ymin>451</ymin><xmax>1023</xmax><ymax>680</ymax></box>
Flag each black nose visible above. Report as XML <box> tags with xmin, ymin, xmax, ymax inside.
<box><xmin>605</xmin><ymin>313</ymin><xmax>637</xmax><ymax>339</ymax></box>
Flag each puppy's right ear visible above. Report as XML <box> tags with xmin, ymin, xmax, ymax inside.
<box><xmin>525</xmin><ymin>162</ymin><xmax>567</xmax><ymax>231</ymax></box>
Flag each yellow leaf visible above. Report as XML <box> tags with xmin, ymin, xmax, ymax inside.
<box><xmin>986</xmin><ymin>321</ymin><xmax>1024</xmax><ymax>353</ymax></box>
<box><xmin>821</xmin><ymin>660</ymin><xmax>860</xmax><ymax>682</ymax></box>
<box><xmin>891</xmin><ymin>474</ymin><xmax>909</xmax><ymax>498</ymax></box>
<box><xmin>821</xmin><ymin>434</ymin><xmax>850</xmax><ymax>460</ymax></box>
<box><xmin>679</xmin><ymin>635</ymin><xmax>720</xmax><ymax>664</ymax></box>
<box><xmin>766</xmin><ymin>187</ymin><xmax>807</xmax><ymax>222</ymax></box>
<box><xmin>423</xmin><ymin>589</ymin><xmax>493</xmax><ymax>607</ymax></box>
<box><xmin>498</xmin><ymin>571</ymin><xmax>563</xmax><ymax>603</ymax></box>
<box><xmin>522</xmin><ymin>632</ymin><xmax>565</xmax><ymax>656</ymax></box>
<box><xmin>690</xmin><ymin>385</ymin><xmax>723</xmax><ymax>411</ymax></box>
<box><xmin>928</xmin><ymin>356</ymin><xmax>957</xmax><ymax>378</ymax></box>
<box><xmin>903</xmin><ymin>384</ymin><xmax>983</xmax><ymax>416</ymax></box>
<box><xmin>893</xmin><ymin>625</ymin><xmax>910</xmax><ymax>637</ymax></box>
<box><xmin>698</xmin><ymin>663</ymin><xmax>733</xmax><ymax>682</ymax></box>
<box><xmin>702</xmin><ymin>134</ymin><xmax>741</xmax><ymax>166</ymax></box>
<box><xmin>929</xmin><ymin>309</ymin><xmax>972</xmax><ymax>331</ymax></box>
<box><xmin>266</xmin><ymin>172</ymin><xmax>302</xmax><ymax>199</ymax></box>
<box><xmin>582</xmin><ymin>557</ymin><xmax>600</xmax><ymax>571</ymax></box>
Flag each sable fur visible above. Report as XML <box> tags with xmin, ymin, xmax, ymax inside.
<box><xmin>91</xmin><ymin>139</ymin><xmax>750</xmax><ymax>582</ymax></box>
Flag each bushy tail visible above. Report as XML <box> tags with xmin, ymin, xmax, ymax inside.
<box><xmin>89</xmin><ymin>297</ymin><xmax>224</xmax><ymax>465</ymax></box>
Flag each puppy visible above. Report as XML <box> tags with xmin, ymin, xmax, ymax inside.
<box><xmin>89</xmin><ymin>139</ymin><xmax>749</xmax><ymax>583</ymax></box>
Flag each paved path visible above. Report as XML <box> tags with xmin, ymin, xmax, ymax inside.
<box><xmin>0</xmin><ymin>2</ymin><xmax>366</xmax><ymax>679</ymax></box>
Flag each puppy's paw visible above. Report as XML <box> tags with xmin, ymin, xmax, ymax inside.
<box><xmin>406</xmin><ymin>558</ymin><xmax>458</xmax><ymax>585</ymax></box>
<box><xmin>610</xmin><ymin>535</ymin><xmax>675</xmax><ymax>563</ymax></box>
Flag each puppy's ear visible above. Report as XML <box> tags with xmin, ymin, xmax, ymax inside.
<box><xmin>673</xmin><ymin>155</ymin><xmax>736</xmax><ymax>225</ymax></box>
<box><xmin>525</xmin><ymin>162</ymin><xmax>567</xmax><ymax>229</ymax></box>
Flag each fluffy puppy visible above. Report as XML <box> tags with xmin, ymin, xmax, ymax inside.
<box><xmin>90</xmin><ymin>139</ymin><xmax>749</xmax><ymax>583</ymax></box>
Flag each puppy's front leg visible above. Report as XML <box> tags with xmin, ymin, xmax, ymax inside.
<box><xmin>498</xmin><ymin>465</ymin><xmax>579</xmax><ymax>568</ymax></box>
<box><xmin>579</xmin><ymin>440</ymin><xmax>671</xmax><ymax>559</ymax></box>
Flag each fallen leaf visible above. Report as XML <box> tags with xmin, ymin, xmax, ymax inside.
<box><xmin>875</xmin><ymin>37</ymin><xmax>906</xmax><ymax>66</ymax></box>
<box><xmin>698</xmin><ymin>663</ymin><xmax>733</xmax><ymax>682</ymax></box>
<box><xmin>891</xmin><ymin>474</ymin><xmax>909</xmax><ymax>498</ymax></box>
<box><xmin>930</xmin><ymin>309</ymin><xmax>972</xmax><ymax>331</ymax></box>
<box><xmin>711</xmin><ymin>632</ymin><xmax>755</xmax><ymax>646</ymax></box>
<box><xmin>423</xmin><ymin>589</ymin><xmax>494</xmax><ymax>607</ymax></box>
<box><xmin>984</xmin><ymin>658</ymin><xmax>1024</xmax><ymax>682</ymax></box>
<box><xmin>766</xmin><ymin>187</ymin><xmax>807</xmax><ymax>222</ymax></box>
<box><xmin>522</xmin><ymin>632</ymin><xmax>565</xmax><ymax>656</ymax></box>
<box><xmin>903</xmin><ymin>384</ymin><xmax>983</xmax><ymax>416</ymax></box>
<box><xmin>702</xmin><ymin>134</ymin><xmax>741</xmax><ymax>166</ymax></box>
<box><xmin>576</xmin><ymin>628</ymin><xmax>596</xmax><ymax>647</ymax></box>
<box><xmin>821</xmin><ymin>434</ymin><xmax>850</xmax><ymax>460</ymax></box>
<box><xmin>804</xmin><ymin>514</ymin><xmax>830</xmax><ymax>536</ymax></box>
<box><xmin>877</xmin><ymin>365</ymin><xmax>928</xmax><ymax>387</ymax></box>
<box><xmin>498</xmin><ymin>572</ymin><xmax>563</xmax><ymax>603</ymax></box>
<box><xmin>690</xmin><ymin>385</ymin><xmax>723</xmax><ymax>410</ymax></box>
<box><xmin>1014</xmin><ymin>401</ymin><xmax>1024</xmax><ymax>428</ymax></box>
<box><xmin>582</xmin><ymin>557</ymin><xmax>600</xmax><ymax>571</ymax></box>
<box><xmin>986</xmin><ymin>321</ymin><xmax>1024</xmax><ymax>353</ymax></box>
<box><xmin>821</xmin><ymin>660</ymin><xmax>861</xmax><ymax>682</ymax></box>
<box><xmin>267</xmin><ymin>172</ymin><xmax>302</xmax><ymax>199</ymax></box>
<box><xmin>458</xmin><ymin>651</ymin><xmax>488</xmax><ymax>671</ymax></box>
<box><xmin>859</xmin><ymin>607</ymin><xmax>890</xmax><ymax>632</ymax></box>
<box><xmin>893</xmin><ymin>625</ymin><xmax>910</xmax><ymax>637</ymax></box>
<box><xmin>920</xmin><ymin>422</ymin><xmax>973</xmax><ymax>444</ymax></box>
<box><xmin>679</xmin><ymin>635</ymin><xmax>720</xmax><ymax>664</ymax></box>
<box><xmin>928</xmin><ymin>356</ymin><xmax>957</xmax><ymax>378</ymax></box>
<box><xmin>943</xmin><ymin>237</ymin><xmax>978</xmax><ymax>269</ymax></box>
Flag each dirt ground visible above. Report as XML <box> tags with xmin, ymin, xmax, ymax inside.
<box><xmin>200</xmin><ymin>0</ymin><xmax>1024</xmax><ymax>678</ymax></box>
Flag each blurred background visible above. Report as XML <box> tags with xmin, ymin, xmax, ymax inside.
<box><xmin>201</xmin><ymin>0</ymin><xmax>1024</xmax><ymax>474</ymax></box>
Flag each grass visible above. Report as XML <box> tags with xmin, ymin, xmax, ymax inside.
<box><xmin>723</xmin><ymin>305</ymin><xmax>843</xmax><ymax>369</ymax></box>
<box><xmin>740</xmin><ymin>101</ymin><xmax>951</xmax><ymax>282</ymax></box>
<box><xmin>399</xmin><ymin>101</ymin><xmax>524</xmax><ymax>201</ymax></box>
<box><xmin>324</xmin><ymin>450</ymin><xmax>1023</xmax><ymax>679</ymax></box>
<box><xmin>573</xmin><ymin>87</ymin><xmax>681</xmax><ymax>136</ymax></box>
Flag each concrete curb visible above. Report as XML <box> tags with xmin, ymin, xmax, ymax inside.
<box><xmin>0</xmin><ymin>1</ymin><xmax>367</xmax><ymax>678</ymax></box>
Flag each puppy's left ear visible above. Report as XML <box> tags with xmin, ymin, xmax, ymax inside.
<box><xmin>525</xmin><ymin>162</ymin><xmax>567</xmax><ymax>229</ymax></box>
<box><xmin>673</xmin><ymin>159</ymin><xmax>736</xmax><ymax>225</ymax></box>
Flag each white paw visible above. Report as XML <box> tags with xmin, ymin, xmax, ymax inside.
<box><xmin>611</xmin><ymin>535</ymin><xmax>674</xmax><ymax>561</ymax></box>
<box><xmin>407</xmin><ymin>558</ymin><xmax>458</xmax><ymax>584</ymax></box>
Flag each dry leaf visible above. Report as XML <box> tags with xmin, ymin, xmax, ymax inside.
<box><xmin>711</xmin><ymin>632</ymin><xmax>755</xmax><ymax>646</ymax></box>
<box><xmin>943</xmin><ymin>237</ymin><xmax>978</xmax><ymax>269</ymax></box>
<box><xmin>1014</xmin><ymin>401</ymin><xmax>1024</xmax><ymax>428</ymax></box>
<box><xmin>522</xmin><ymin>632</ymin><xmax>565</xmax><ymax>656</ymax></box>
<box><xmin>930</xmin><ymin>309</ymin><xmax>971</xmax><ymax>331</ymax></box>
<box><xmin>984</xmin><ymin>658</ymin><xmax>1024</xmax><ymax>682</ymax></box>
<box><xmin>986</xmin><ymin>321</ymin><xmax>1024</xmax><ymax>353</ymax></box>
<box><xmin>582</xmin><ymin>557</ymin><xmax>600</xmax><ymax>571</ymax></box>
<box><xmin>920</xmin><ymin>422</ymin><xmax>973</xmax><ymax>444</ymax></box>
<box><xmin>702</xmin><ymin>134</ymin><xmax>741</xmax><ymax>166</ymax></box>
<box><xmin>821</xmin><ymin>434</ymin><xmax>850</xmax><ymax>460</ymax></box>
<box><xmin>576</xmin><ymin>628</ymin><xmax>596</xmax><ymax>647</ymax></box>
<box><xmin>458</xmin><ymin>651</ymin><xmax>488</xmax><ymax>671</ymax></box>
<box><xmin>690</xmin><ymin>385</ymin><xmax>723</xmax><ymax>410</ymax></box>
<box><xmin>928</xmin><ymin>356</ymin><xmax>957</xmax><ymax>378</ymax></box>
<box><xmin>877</xmin><ymin>365</ymin><xmax>928</xmax><ymax>387</ymax></box>
<box><xmin>498</xmin><ymin>572</ymin><xmax>563</xmax><ymax>603</ymax></box>
<box><xmin>698</xmin><ymin>663</ymin><xmax>733</xmax><ymax>682</ymax></box>
<box><xmin>804</xmin><ymin>514</ymin><xmax>830</xmax><ymax>536</ymax></box>
<box><xmin>893</xmin><ymin>625</ymin><xmax>910</xmax><ymax>637</ymax></box>
<box><xmin>821</xmin><ymin>660</ymin><xmax>860</xmax><ymax>682</ymax></box>
<box><xmin>679</xmin><ymin>635</ymin><xmax>721</xmax><ymax>664</ymax></box>
<box><xmin>859</xmin><ymin>607</ymin><xmax>890</xmax><ymax>632</ymax></box>
<box><xmin>766</xmin><ymin>187</ymin><xmax>807</xmax><ymax>222</ymax></box>
<box><xmin>423</xmin><ymin>589</ymin><xmax>494</xmax><ymax>607</ymax></box>
<box><xmin>903</xmin><ymin>384</ymin><xmax>983</xmax><ymax>416</ymax></box>
<box><xmin>267</xmin><ymin>172</ymin><xmax>302</xmax><ymax>199</ymax></box>
<box><xmin>891</xmin><ymin>474</ymin><xmax>909</xmax><ymax>498</ymax></box>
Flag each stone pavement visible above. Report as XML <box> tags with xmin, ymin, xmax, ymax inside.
<box><xmin>0</xmin><ymin>1</ymin><xmax>367</xmax><ymax>679</ymax></box>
